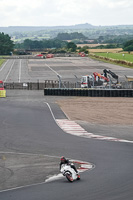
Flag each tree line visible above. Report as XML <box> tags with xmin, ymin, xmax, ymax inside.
<box><xmin>0</xmin><ymin>31</ymin><xmax>133</xmax><ymax>55</ymax></box>
<box><xmin>15</xmin><ymin>38</ymin><xmax>67</xmax><ymax>50</ymax></box>
<box><xmin>56</xmin><ymin>32</ymin><xmax>87</xmax><ymax>40</ymax></box>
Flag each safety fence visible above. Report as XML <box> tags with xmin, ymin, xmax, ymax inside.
<box><xmin>44</xmin><ymin>88</ymin><xmax>133</xmax><ymax>97</ymax></box>
<box><xmin>4</xmin><ymin>81</ymin><xmax>79</xmax><ymax>90</ymax></box>
<box><xmin>3</xmin><ymin>81</ymin><xmax>133</xmax><ymax>90</ymax></box>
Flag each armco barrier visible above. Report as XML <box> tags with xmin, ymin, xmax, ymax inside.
<box><xmin>44</xmin><ymin>88</ymin><xmax>133</xmax><ymax>97</ymax></box>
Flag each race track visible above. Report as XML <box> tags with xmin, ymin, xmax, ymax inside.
<box><xmin>0</xmin><ymin>57</ymin><xmax>133</xmax><ymax>199</ymax></box>
<box><xmin>0</xmin><ymin>91</ymin><xmax>133</xmax><ymax>200</ymax></box>
<box><xmin>1</xmin><ymin>57</ymin><xmax>133</xmax><ymax>83</ymax></box>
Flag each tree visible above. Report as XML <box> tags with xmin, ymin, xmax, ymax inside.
<box><xmin>79</xmin><ymin>46</ymin><xmax>89</xmax><ymax>54</ymax></box>
<box><xmin>123</xmin><ymin>40</ymin><xmax>133</xmax><ymax>51</ymax></box>
<box><xmin>0</xmin><ymin>32</ymin><xmax>14</xmax><ymax>55</ymax></box>
<box><xmin>67</xmin><ymin>42</ymin><xmax>77</xmax><ymax>52</ymax></box>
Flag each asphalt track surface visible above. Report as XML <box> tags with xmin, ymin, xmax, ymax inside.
<box><xmin>0</xmin><ymin>57</ymin><xmax>133</xmax><ymax>199</ymax></box>
<box><xmin>0</xmin><ymin>91</ymin><xmax>133</xmax><ymax>200</ymax></box>
<box><xmin>1</xmin><ymin>57</ymin><xmax>133</xmax><ymax>83</ymax></box>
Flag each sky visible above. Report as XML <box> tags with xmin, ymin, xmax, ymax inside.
<box><xmin>0</xmin><ymin>0</ymin><xmax>133</xmax><ymax>27</ymax></box>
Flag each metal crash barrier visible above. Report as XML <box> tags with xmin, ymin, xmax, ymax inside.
<box><xmin>44</xmin><ymin>88</ymin><xmax>133</xmax><ymax>97</ymax></box>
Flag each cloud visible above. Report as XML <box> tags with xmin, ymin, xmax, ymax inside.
<box><xmin>0</xmin><ymin>0</ymin><xmax>133</xmax><ymax>26</ymax></box>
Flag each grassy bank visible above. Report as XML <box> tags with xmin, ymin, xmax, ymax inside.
<box><xmin>0</xmin><ymin>59</ymin><xmax>5</xmax><ymax>67</ymax></box>
<box><xmin>95</xmin><ymin>52</ymin><xmax>133</xmax><ymax>62</ymax></box>
<box><xmin>90</xmin><ymin>53</ymin><xmax>133</xmax><ymax>69</ymax></box>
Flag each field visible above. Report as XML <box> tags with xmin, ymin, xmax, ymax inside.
<box><xmin>89</xmin><ymin>48</ymin><xmax>122</xmax><ymax>53</ymax></box>
<box><xmin>77</xmin><ymin>44</ymin><xmax>107</xmax><ymax>48</ymax></box>
<box><xmin>94</xmin><ymin>52</ymin><xmax>133</xmax><ymax>62</ymax></box>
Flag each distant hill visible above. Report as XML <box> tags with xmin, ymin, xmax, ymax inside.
<box><xmin>1</xmin><ymin>23</ymin><xmax>133</xmax><ymax>43</ymax></box>
<box><xmin>0</xmin><ymin>23</ymin><xmax>94</xmax><ymax>33</ymax></box>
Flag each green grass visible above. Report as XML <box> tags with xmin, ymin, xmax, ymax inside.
<box><xmin>0</xmin><ymin>59</ymin><xmax>5</xmax><ymax>67</ymax></box>
<box><xmin>95</xmin><ymin>52</ymin><xmax>133</xmax><ymax>62</ymax></box>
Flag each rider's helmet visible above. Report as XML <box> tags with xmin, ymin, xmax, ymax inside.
<box><xmin>60</xmin><ymin>156</ymin><xmax>66</xmax><ymax>163</ymax></box>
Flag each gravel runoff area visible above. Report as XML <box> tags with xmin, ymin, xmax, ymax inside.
<box><xmin>57</xmin><ymin>97</ymin><xmax>133</xmax><ymax>125</ymax></box>
<box><xmin>57</xmin><ymin>97</ymin><xmax>133</xmax><ymax>141</ymax></box>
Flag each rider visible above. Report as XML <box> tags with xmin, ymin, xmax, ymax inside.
<box><xmin>60</xmin><ymin>156</ymin><xmax>80</xmax><ymax>178</ymax></box>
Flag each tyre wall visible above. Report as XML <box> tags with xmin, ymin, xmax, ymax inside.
<box><xmin>44</xmin><ymin>88</ymin><xmax>133</xmax><ymax>97</ymax></box>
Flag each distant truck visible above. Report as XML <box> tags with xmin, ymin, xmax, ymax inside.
<box><xmin>81</xmin><ymin>74</ymin><xmax>108</xmax><ymax>88</ymax></box>
<box><xmin>81</xmin><ymin>69</ymin><xmax>119</xmax><ymax>88</ymax></box>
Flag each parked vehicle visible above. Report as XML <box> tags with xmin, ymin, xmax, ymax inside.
<box><xmin>81</xmin><ymin>69</ymin><xmax>119</xmax><ymax>88</ymax></box>
<box><xmin>0</xmin><ymin>80</ymin><xmax>4</xmax><ymax>90</ymax></box>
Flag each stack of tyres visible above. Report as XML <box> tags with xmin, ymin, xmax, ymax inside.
<box><xmin>105</xmin><ymin>90</ymin><xmax>109</xmax><ymax>97</ymax></box>
<box><xmin>54</xmin><ymin>88</ymin><xmax>58</xmax><ymax>95</ymax></box>
<box><xmin>109</xmin><ymin>89</ymin><xmax>113</xmax><ymax>97</ymax></box>
<box><xmin>117</xmin><ymin>90</ymin><xmax>121</xmax><ymax>97</ymax></box>
<box><xmin>120</xmin><ymin>90</ymin><xmax>124</xmax><ymax>97</ymax></box>
<box><xmin>110</xmin><ymin>90</ymin><xmax>113</xmax><ymax>97</ymax></box>
<box><xmin>101</xmin><ymin>90</ymin><xmax>105</xmax><ymax>97</ymax></box>
<box><xmin>96</xmin><ymin>90</ymin><xmax>99</xmax><ymax>97</ymax></box>
<box><xmin>81</xmin><ymin>89</ymin><xmax>84</xmax><ymax>96</ymax></box>
<box><xmin>124</xmin><ymin>90</ymin><xmax>128</xmax><ymax>97</ymax></box>
<box><xmin>49</xmin><ymin>88</ymin><xmax>52</xmax><ymax>95</ymax></box>
<box><xmin>44</xmin><ymin>89</ymin><xmax>47</xmax><ymax>95</ymax></box>
<box><xmin>73</xmin><ymin>89</ymin><xmax>77</xmax><ymax>96</ymax></box>
<box><xmin>99</xmin><ymin>90</ymin><xmax>103</xmax><ymax>97</ymax></box>
<box><xmin>66</xmin><ymin>88</ymin><xmax>70</xmax><ymax>96</ymax></box>
<box><xmin>92</xmin><ymin>90</ymin><xmax>95</xmax><ymax>97</ymax></box>
<box><xmin>72</xmin><ymin>89</ymin><xmax>75</xmax><ymax>96</ymax></box>
<box><xmin>63</xmin><ymin>89</ymin><xmax>66</xmax><ymax>96</ymax></box>
<box><xmin>44</xmin><ymin>88</ymin><xmax>133</xmax><ymax>97</ymax></box>
<box><xmin>128</xmin><ymin>90</ymin><xmax>133</xmax><ymax>97</ymax></box>
<box><xmin>58</xmin><ymin>89</ymin><xmax>62</xmax><ymax>96</ymax></box>
<box><xmin>78</xmin><ymin>89</ymin><xmax>82</xmax><ymax>96</ymax></box>
<box><xmin>88</xmin><ymin>89</ymin><xmax>92</xmax><ymax>97</ymax></box>
<box><xmin>79</xmin><ymin>89</ymin><xmax>84</xmax><ymax>96</ymax></box>
<box><xmin>131</xmin><ymin>90</ymin><xmax>133</xmax><ymax>97</ymax></box>
<box><xmin>69</xmin><ymin>88</ymin><xmax>72</xmax><ymax>96</ymax></box>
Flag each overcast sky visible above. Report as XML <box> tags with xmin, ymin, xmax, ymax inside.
<box><xmin>0</xmin><ymin>0</ymin><xmax>133</xmax><ymax>27</ymax></box>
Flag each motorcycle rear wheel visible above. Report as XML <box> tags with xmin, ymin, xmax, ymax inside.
<box><xmin>66</xmin><ymin>174</ymin><xmax>73</xmax><ymax>182</ymax></box>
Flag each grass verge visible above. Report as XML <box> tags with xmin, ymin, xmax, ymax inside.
<box><xmin>89</xmin><ymin>53</ymin><xmax>133</xmax><ymax>69</ymax></box>
<box><xmin>95</xmin><ymin>52</ymin><xmax>133</xmax><ymax>62</ymax></box>
<box><xmin>0</xmin><ymin>59</ymin><xmax>5</xmax><ymax>67</ymax></box>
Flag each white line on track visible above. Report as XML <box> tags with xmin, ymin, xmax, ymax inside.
<box><xmin>0</xmin><ymin>181</ymin><xmax>47</xmax><ymax>193</ymax></box>
<box><xmin>45</xmin><ymin>63</ymin><xmax>61</xmax><ymax>76</ymax></box>
<box><xmin>19</xmin><ymin>59</ymin><xmax>21</xmax><ymax>83</ymax></box>
<box><xmin>0</xmin><ymin>60</ymin><xmax>9</xmax><ymax>72</ymax></box>
<box><xmin>44</xmin><ymin>102</ymin><xmax>56</xmax><ymax>120</ymax></box>
<box><xmin>4</xmin><ymin>60</ymin><xmax>15</xmax><ymax>82</ymax></box>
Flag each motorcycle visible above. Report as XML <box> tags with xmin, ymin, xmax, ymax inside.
<box><xmin>60</xmin><ymin>164</ymin><xmax>80</xmax><ymax>182</ymax></box>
